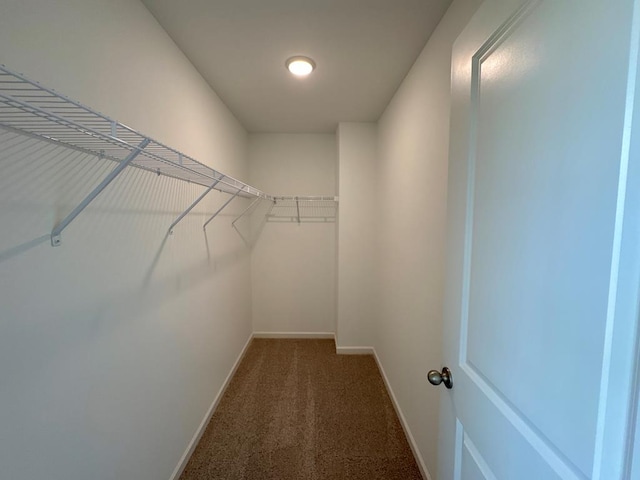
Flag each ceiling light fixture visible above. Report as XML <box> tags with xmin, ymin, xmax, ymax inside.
<box><xmin>285</xmin><ymin>56</ymin><xmax>316</xmax><ymax>77</ymax></box>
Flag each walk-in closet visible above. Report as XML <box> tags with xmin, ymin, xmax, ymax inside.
<box><xmin>2</xmin><ymin>1</ymin><xmax>640</xmax><ymax>479</ymax></box>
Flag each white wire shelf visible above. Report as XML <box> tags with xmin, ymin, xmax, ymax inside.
<box><xmin>0</xmin><ymin>65</ymin><xmax>269</xmax><ymax>200</ymax></box>
<box><xmin>0</xmin><ymin>64</ymin><xmax>337</xmax><ymax>245</ymax></box>
<box><xmin>268</xmin><ymin>196</ymin><xmax>338</xmax><ymax>223</ymax></box>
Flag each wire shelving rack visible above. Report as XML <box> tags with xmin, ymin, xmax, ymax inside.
<box><xmin>0</xmin><ymin>65</ymin><xmax>274</xmax><ymax>245</ymax></box>
<box><xmin>0</xmin><ymin>66</ymin><xmax>268</xmax><ymax>196</ymax></box>
<box><xmin>268</xmin><ymin>196</ymin><xmax>338</xmax><ymax>223</ymax></box>
<box><xmin>0</xmin><ymin>65</ymin><xmax>338</xmax><ymax>245</ymax></box>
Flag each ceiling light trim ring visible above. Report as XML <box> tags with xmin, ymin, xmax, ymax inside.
<box><xmin>285</xmin><ymin>56</ymin><xmax>316</xmax><ymax>76</ymax></box>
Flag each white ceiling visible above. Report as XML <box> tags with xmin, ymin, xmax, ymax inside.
<box><xmin>141</xmin><ymin>0</ymin><xmax>452</xmax><ymax>133</ymax></box>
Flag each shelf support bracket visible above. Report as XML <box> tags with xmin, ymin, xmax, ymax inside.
<box><xmin>168</xmin><ymin>179</ymin><xmax>221</xmax><ymax>234</ymax></box>
<box><xmin>231</xmin><ymin>197</ymin><xmax>261</xmax><ymax>228</ymax></box>
<box><xmin>50</xmin><ymin>138</ymin><xmax>150</xmax><ymax>246</ymax></box>
<box><xmin>203</xmin><ymin>187</ymin><xmax>243</xmax><ymax>230</ymax></box>
<box><xmin>295</xmin><ymin>196</ymin><xmax>301</xmax><ymax>224</ymax></box>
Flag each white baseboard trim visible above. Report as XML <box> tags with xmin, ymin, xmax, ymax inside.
<box><xmin>253</xmin><ymin>331</ymin><xmax>335</xmax><ymax>339</ymax></box>
<box><xmin>372</xmin><ymin>348</ymin><xmax>432</xmax><ymax>480</ymax></box>
<box><xmin>336</xmin><ymin>346</ymin><xmax>374</xmax><ymax>355</ymax></box>
<box><xmin>169</xmin><ymin>333</ymin><xmax>254</xmax><ymax>480</ymax></box>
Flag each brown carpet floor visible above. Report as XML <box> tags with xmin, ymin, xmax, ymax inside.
<box><xmin>179</xmin><ymin>339</ymin><xmax>423</xmax><ymax>480</ymax></box>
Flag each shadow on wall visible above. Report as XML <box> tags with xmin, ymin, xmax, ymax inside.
<box><xmin>0</xmin><ymin>234</ymin><xmax>50</xmax><ymax>263</ymax></box>
<box><xmin>145</xmin><ymin>191</ymin><xmax>272</xmax><ymax>282</ymax></box>
<box><xmin>0</xmin><ymin>127</ymin><xmax>256</xmax><ymax>320</ymax></box>
<box><xmin>242</xmin><ymin>197</ymin><xmax>274</xmax><ymax>248</ymax></box>
<box><xmin>70</xmin><ymin>243</ymin><xmax>248</xmax><ymax>333</ymax></box>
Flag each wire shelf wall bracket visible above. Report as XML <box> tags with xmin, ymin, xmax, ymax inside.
<box><xmin>168</xmin><ymin>179</ymin><xmax>221</xmax><ymax>235</ymax></box>
<box><xmin>203</xmin><ymin>187</ymin><xmax>243</xmax><ymax>230</ymax></box>
<box><xmin>50</xmin><ymin>138</ymin><xmax>150</xmax><ymax>246</ymax></box>
<box><xmin>232</xmin><ymin>198</ymin><xmax>264</xmax><ymax>228</ymax></box>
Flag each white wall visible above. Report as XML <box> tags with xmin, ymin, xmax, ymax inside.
<box><xmin>249</xmin><ymin>134</ymin><xmax>336</xmax><ymax>334</ymax></box>
<box><xmin>0</xmin><ymin>1</ymin><xmax>252</xmax><ymax>479</ymax></box>
<box><xmin>336</xmin><ymin>123</ymin><xmax>377</xmax><ymax>348</ymax></box>
<box><xmin>374</xmin><ymin>0</ymin><xmax>481</xmax><ymax>477</ymax></box>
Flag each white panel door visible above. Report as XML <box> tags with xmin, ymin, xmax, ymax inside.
<box><xmin>438</xmin><ymin>0</ymin><xmax>640</xmax><ymax>479</ymax></box>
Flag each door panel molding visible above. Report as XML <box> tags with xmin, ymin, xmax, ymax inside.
<box><xmin>457</xmin><ymin>4</ymin><xmax>587</xmax><ymax>478</ymax></box>
<box><xmin>459</xmin><ymin>0</ymin><xmax>543</xmax><ymax>365</ymax></box>
<box><xmin>459</xmin><ymin>0</ymin><xmax>543</xmax><ymax>369</ymax></box>
<box><xmin>463</xmin><ymin>432</ymin><xmax>498</xmax><ymax>480</ymax></box>
<box><xmin>454</xmin><ymin>419</ymin><xmax>464</xmax><ymax>480</ymax></box>
<box><xmin>462</xmin><ymin>363</ymin><xmax>587</xmax><ymax>480</ymax></box>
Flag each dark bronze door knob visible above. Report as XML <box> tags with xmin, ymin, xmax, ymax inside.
<box><xmin>427</xmin><ymin>367</ymin><xmax>453</xmax><ymax>389</ymax></box>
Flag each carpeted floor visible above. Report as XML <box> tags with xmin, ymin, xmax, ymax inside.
<box><xmin>179</xmin><ymin>339</ymin><xmax>423</xmax><ymax>480</ymax></box>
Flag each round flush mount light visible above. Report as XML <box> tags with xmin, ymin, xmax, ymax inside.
<box><xmin>285</xmin><ymin>56</ymin><xmax>316</xmax><ymax>77</ymax></box>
